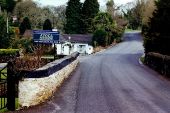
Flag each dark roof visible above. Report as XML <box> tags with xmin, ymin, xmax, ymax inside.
<box><xmin>62</xmin><ymin>34</ymin><xmax>93</xmax><ymax>44</ymax></box>
<box><xmin>23</xmin><ymin>30</ymin><xmax>33</xmax><ymax>37</ymax></box>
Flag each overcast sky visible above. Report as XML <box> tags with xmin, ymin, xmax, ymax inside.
<box><xmin>33</xmin><ymin>0</ymin><xmax>134</xmax><ymax>7</ymax></box>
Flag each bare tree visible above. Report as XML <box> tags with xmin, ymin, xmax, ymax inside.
<box><xmin>50</xmin><ymin>5</ymin><xmax>66</xmax><ymax>32</ymax></box>
<box><xmin>142</xmin><ymin>0</ymin><xmax>156</xmax><ymax>25</ymax></box>
<box><xmin>106</xmin><ymin>0</ymin><xmax>121</xmax><ymax>19</ymax></box>
<box><xmin>14</xmin><ymin>1</ymin><xmax>66</xmax><ymax>31</ymax></box>
<box><xmin>14</xmin><ymin>0</ymin><xmax>42</xmax><ymax>28</ymax></box>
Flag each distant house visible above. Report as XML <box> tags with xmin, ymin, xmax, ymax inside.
<box><xmin>22</xmin><ymin>30</ymin><xmax>94</xmax><ymax>55</ymax></box>
<box><xmin>56</xmin><ymin>34</ymin><xmax>93</xmax><ymax>55</ymax></box>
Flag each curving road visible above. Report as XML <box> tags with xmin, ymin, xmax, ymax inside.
<box><xmin>9</xmin><ymin>32</ymin><xmax>170</xmax><ymax>113</ymax></box>
<box><xmin>75</xmin><ymin>32</ymin><xmax>170</xmax><ymax>113</ymax></box>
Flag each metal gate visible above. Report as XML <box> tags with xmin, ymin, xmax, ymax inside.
<box><xmin>0</xmin><ymin>62</ymin><xmax>18</xmax><ymax>111</ymax></box>
<box><xmin>0</xmin><ymin>65</ymin><xmax>7</xmax><ymax>110</ymax></box>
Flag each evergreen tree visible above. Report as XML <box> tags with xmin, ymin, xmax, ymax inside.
<box><xmin>19</xmin><ymin>17</ymin><xmax>31</xmax><ymax>35</ymax></box>
<box><xmin>144</xmin><ymin>0</ymin><xmax>170</xmax><ymax>55</ymax></box>
<box><xmin>93</xmin><ymin>12</ymin><xmax>115</xmax><ymax>46</ymax></box>
<box><xmin>6</xmin><ymin>0</ymin><xmax>16</xmax><ymax>13</ymax></box>
<box><xmin>43</xmin><ymin>19</ymin><xmax>52</xmax><ymax>30</ymax></box>
<box><xmin>0</xmin><ymin>0</ymin><xmax>16</xmax><ymax>12</ymax></box>
<box><xmin>0</xmin><ymin>0</ymin><xmax>6</xmax><ymax>11</ymax></box>
<box><xmin>64</xmin><ymin>0</ymin><xmax>81</xmax><ymax>34</ymax></box>
<box><xmin>93</xmin><ymin>29</ymin><xmax>107</xmax><ymax>47</ymax></box>
<box><xmin>81</xmin><ymin>0</ymin><xmax>99</xmax><ymax>33</ymax></box>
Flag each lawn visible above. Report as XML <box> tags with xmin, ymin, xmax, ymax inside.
<box><xmin>0</xmin><ymin>68</ymin><xmax>7</xmax><ymax>80</ymax></box>
<box><xmin>0</xmin><ymin>68</ymin><xmax>7</xmax><ymax>112</ymax></box>
<box><xmin>140</xmin><ymin>56</ymin><xmax>145</xmax><ymax>63</ymax></box>
<box><xmin>41</xmin><ymin>55</ymin><xmax>54</xmax><ymax>59</ymax></box>
<box><xmin>0</xmin><ymin>68</ymin><xmax>19</xmax><ymax>112</ymax></box>
<box><xmin>0</xmin><ymin>98</ymin><xmax>19</xmax><ymax>112</ymax></box>
<box><xmin>125</xmin><ymin>29</ymin><xmax>141</xmax><ymax>33</ymax></box>
<box><xmin>0</xmin><ymin>98</ymin><xmax>7</xmax><ymax>112</ymax></box>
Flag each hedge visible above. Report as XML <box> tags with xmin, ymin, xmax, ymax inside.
<box><xmin>0</xmin><ymin>49</ymin><xmax>19</xmax><ymax>63</ymax></box>
<box><xmin>145</xmin><ymin>52</ymin><xmax>170</xmax><ymax>76</ymax></box>
<box><xmin>0</xmin><ymin>49</ymin><xmax>19</xmax><ymax>56</ymax></box>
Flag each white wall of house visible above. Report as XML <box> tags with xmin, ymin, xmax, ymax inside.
<box><xmin>56</xmin><ymin>42</ymin><xmax>93</xmax><ymax>55</ymax></box>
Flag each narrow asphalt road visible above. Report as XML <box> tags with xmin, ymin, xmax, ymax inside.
<box><xmin>10</xmin><ymin>32</ymin><xmax>170</xmax><ymax>113</ymax></box>
<box><xmin>76</xmin><ymin>32</ymin><xmax>170</xmax><ymax>113</ymax></box>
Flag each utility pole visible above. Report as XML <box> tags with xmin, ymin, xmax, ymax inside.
<box><xmin>0</xmin><ymin>6</ymin><xmax>1</xmax><ymax>13</ymax></box>
<box><xmin>5</xmin><ymin>0</ymin><xmax>9</xmax><ymax>34</ymax></box>
<box><xmin>7</xmin><ymin>14</ymin><xmax>9</xmax><ymax>34</ymax></box>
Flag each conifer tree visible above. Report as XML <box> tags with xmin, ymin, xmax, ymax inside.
<box><xmin>81</xmin><ymin>0</ymin><xmax>99</xmax><ymax>33</ymax></box>
<box><xmin>64</xmin><ymin>0</ymin><xmax>81</xmax><ymax>34</ymax></box>
<box><xmin>19</xmin><ymin>17</ymin><xmax>31</xmax><ymax>35</ymax></box>
<box><xmin>43</xmin><ymin>19</ymin><xmax>52</xmax><ymax>30</ymax></box>
<box><xmin>144</xmin><ymin>0</ymin><xmax>170</xmax><ymax>55</ymax></box>
<box><xmin>6</xmin><ymin>0</ymin><xmax>16</xmax><ymax>12</ymax></box>
<box><xmin>0</xmin><ymin>0</ymin><xmax>16</xmax><ymax>12</ymax></box>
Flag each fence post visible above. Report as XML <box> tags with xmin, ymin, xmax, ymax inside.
<box><xmin>7</xmin><ymin>61</ymin><xmax>16</xmax><ymax>111</ymax></box>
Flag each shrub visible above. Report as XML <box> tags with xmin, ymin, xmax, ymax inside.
<box><xmin>14</xmin><ymin>56</ymin><xmax>50</xmax><ymax>71</ymax></box>
<box><xmin>92</xmin><ymin>12</ymin><xmax>125</xmax><ymax>46</ymax></box>
<box><xmin>111</xmin><ymin>26</ymin><xmax>124</xmax><ymax>42</ymax></box>
<box><xmin>93</xmin><ymin>12</ymin><xmax>118</xmax><ymax>45</ymax></box>
<box><xmin>11</xmin><ymin>37</ymin><xmax>33</xmax><ymax>53</ymax></box>
<box><xmin>93</xmin><ymin>29</ymin><xmax>107</xmax><ymax>47</ymax></box>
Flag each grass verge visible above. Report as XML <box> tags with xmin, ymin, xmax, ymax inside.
<box><xmin>0</xmin><ymin>98</ymin><xmax>18</xmax><ymax>112</ymax></box>
<box><xmin>140</xmin><ymin>56</ymin><xmax>145</xmax><ymax>64</ymax></box>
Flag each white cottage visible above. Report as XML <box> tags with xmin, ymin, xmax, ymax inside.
<box><xmin>56</xmin><ymin>34</ymin><xmax>93</xmax><ymax>56</ymax></box>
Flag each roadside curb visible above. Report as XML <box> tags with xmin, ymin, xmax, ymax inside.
<box><xmin>93</xmin><ymin>43</ymin><xmax>117</xmax><ymax>55</ymax></box>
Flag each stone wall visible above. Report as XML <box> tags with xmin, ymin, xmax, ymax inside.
<box><xmin>18</xmin><ymin>55</ymin><xmax>79</xmax><ymax>107</ymax></box>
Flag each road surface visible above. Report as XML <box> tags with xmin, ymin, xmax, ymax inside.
<box><xmin>75</xmin><ymin>32</ymin><xmax>170</xmax><ymax>113</ymax></box>
<box><xmin>10</xmin><ymin>32</ymin><xmax>170</xmax><ymax>113</ymax></box>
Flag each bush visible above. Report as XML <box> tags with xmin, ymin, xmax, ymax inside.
<box><xmin>11</xmin><ymin>37</ymin><xmax>33</xmax><ymax>53</ymax></box>
<box><xmin>92</xmin><ymin>29</ymin><xmax>107</xmax><ymax>47</ymax></box>
<box><xmin>92</xmin><ymin>12</ymin><xmax>117</xmax><ymax>45</ymax></box>
<box><xmin>92</xmin><ymin>12</ymin><xmax>125</xmax><ymax>47</ymax></box>
<box><xmin>111</xmin><ymin>26</ymin><xmax>124</xmax><ymax>42</ymax></box>
<box><xmin>14</xmin><ymin>56</ymin><xmax>50</xmax><ymax>71</ymax></box>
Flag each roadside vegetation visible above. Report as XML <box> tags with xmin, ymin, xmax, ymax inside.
<box><xmin>65</xmin><ymin>0</ymin><xmax>127</xmax><ymax>49</ymax></box>
<box><xmin>125</xmin><ymin>0</ymin><xmax>170</xmax><ymax>76</ymax></box>
<box><xmin>118</xmin><ymin>0</ymin><xmax>170</xmax><ymax>76</ymax></box>
<box><xmin>142</xmin><ymin>0</ymin><xmax>170</xmax><ymax>76</ymax></box>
